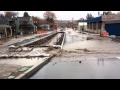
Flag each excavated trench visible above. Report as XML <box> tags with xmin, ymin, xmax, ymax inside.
<box><xmin>26</xmin><ymin>32</ymin><xmax>65</xmax><ymax>48</ymax></box>
<box><xmin>0</xmin><ymin>32</ymin><xmax>65</xmax><ymax>59</ymax></box>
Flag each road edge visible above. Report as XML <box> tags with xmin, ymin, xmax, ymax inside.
<box><xmin>15</xmin><ymin>54</ymin><xmax>55</xmax><ymax>79</ymax></box>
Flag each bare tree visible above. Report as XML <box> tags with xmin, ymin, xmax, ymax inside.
<box><xmin>43</xmin><ymin>11</ymin><xmax>57</xmax><ymax>28</ymax></box>
<box><xmin>32</xmin><ymin>16</ymin><xmax>49</xmax><ymax>25</ymax></box>
<box><xmin>86</xmin><ymin>13</ymin><xmax>94</xmax><ymax>19</ymax></box>
<box><xmin>4</xmin><ymin>11</ymin><xmax>18</xmax><ymax>18</ymax></box>
<box><xmin>103</xmin><ymin>11</ymin><xmax>114</xmax><ymax>15</ymax></box>
<box><xmin>117</xmin><ymin>11</ymin><xmax>120</xmax><ymax>14</ymax></box>
<box><xmin>0</xmin><ymin>13</ymin><xmax>4</xmax><ymax>17</ymax></box>
<box><xmin>23</xmin><ymin>12</ymin><xmax>30</xmax><ymax>17</ymax></box>
<box><xmin>43</xmin><ymin>11</ymin><xmax>56</xmax><ymax>20</ymax></box>
<box><xmin>77</xmin><ymin>18</ymin><xmax>84</xmax><ymax>22</ymax></box>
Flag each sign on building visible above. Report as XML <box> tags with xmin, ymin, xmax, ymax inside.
<box><xmin>102</xmin><ymin>15</ymin><xmax>120</xmax><ymax>21</ymax></box>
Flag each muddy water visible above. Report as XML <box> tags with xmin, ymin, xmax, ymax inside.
<box><xmin>31</xmin><ymin>58</ymin><xmax>120</xmax><ymax>79</ymax></box>
<box><xmin>30</xmin><ymin>29</ymin><xmax>120</xmax><ymax>79</ymax></box>
<box><xmin>64</xmin><ymin>31</ymin><xmax>120</xmax><ymax>53</ymax></box>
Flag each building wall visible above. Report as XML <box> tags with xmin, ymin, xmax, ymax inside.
<box><xmin>86</xmin><ymin>22</ymin><xmax>103</xmax><ymax>34</ymax></box>
<box><xmin>15</xmin><ymin>18</ymin><xmax>35</xmax><ymax>35</ymax></box>
<box><xmin>78</xmin><ymin>22</ymin><xmax>87</xmax><ymax>31</ymax></box>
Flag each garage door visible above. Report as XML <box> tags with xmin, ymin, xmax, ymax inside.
<box><xmin>105</xmin><ymin>23</ymin><xmax>120</xmax><ymax>36</ymax></box>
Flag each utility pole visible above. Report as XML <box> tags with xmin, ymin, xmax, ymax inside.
<box><xmin>72</xmin><ymin>18</ymin><xmax>74</xmax><ymax>29</ymax></box>
<box><xmin>82</xmin><ymin>18</ymin><xmax>84</xmax><ymax>32</ymax></box>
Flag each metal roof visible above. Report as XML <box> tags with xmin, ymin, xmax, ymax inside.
<box><xmin>84</xmin><ymin>16</ymin><xmax>102</xmax><ymax>23</ymax></box>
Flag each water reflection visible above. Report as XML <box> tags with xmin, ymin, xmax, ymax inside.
<box><xmin>97</xmin><ymin>58</ymin><xmax>104</xmax><ymax>66</ymax></box>
<box><xmin>31</xmin><ymin>58</ymin><xmax>120</xmax><ymax>79</ymax></box>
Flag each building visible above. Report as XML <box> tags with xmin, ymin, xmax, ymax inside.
<box><xmin>15</xmin><ymin>16</ymin><xmax>36</xmax><ymax>35</ymax></box>
<box><xmin>38</xmin><ymin>24</ymin><xmax>50</xmax><ymax>30</ymax></box>
<box><xmin>85</xmin><ymin>14</ymin><xmax>120</xmax><ymax>36</ymax></box>
<box><xmin>37</xmin><ymin>24</ymin><xmax>51</xmax><ymax>34</ymax></box>
<box><xmin>85</xmin><ymin>16</ymin><xmax>102</xmax><ymax>35</ymax></box>
<box><xmin>0</xmin><ymin>25</ymin><xmax>12</xmax><ymax>40</ymax></box>
<box><xmin>0</xmin><ymin>16</ymin><xmax>36</xmax><ymax>38</ymax></box>
<box><xmin>78</xmin><ymin>22</ymin><xmax>87</xmax><ymax>31</ymax></box>
<box><xmin>0</xmin><ymin>17</ymin><xmax>14</xmax><ymax>39</ymax></box>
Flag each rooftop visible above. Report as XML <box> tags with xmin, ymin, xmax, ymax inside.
<box><xmin>84</xmin><ymin>16</ymin><xmax>102</xmax><ymax>23</ymax></box>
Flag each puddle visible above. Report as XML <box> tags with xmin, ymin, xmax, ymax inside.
<box><xmin>30</xmin><ymin>58</ymin><xmax>120</xmax><ymax>79</ymax></box>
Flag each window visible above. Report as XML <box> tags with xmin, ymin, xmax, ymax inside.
<box><xmin>87</xmin><ymin>23</ymin><xmax>89</xmax><ymax>29</ymax></box>
<box><xmin>98</xmin><ymin>22</ymin><xmax>101</xmax><ymax>29</ymax></box>
<box><xmin>90</xmin><ymin>23</ymin><xmax>92</xmax><ymax>29</ymax></box>
<box><xmin>93</xmin><ymin>23</ymin><xmax>96</xmax><ymax>30</ymax></box>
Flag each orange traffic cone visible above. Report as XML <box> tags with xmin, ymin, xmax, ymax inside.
<box><xmin>103</xmin><ymin>31</ymin><xmax>108</xmax><ymax>37</ymax></box>
<box><xmin>0</xmin><ymin>40</ymin><xmax>3</xmax><ymax>45</ymax></box>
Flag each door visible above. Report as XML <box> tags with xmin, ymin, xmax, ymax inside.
<box><xmin>105</xmin><ymin>23</ymin><xmax>120</xmax><ymax>36</ymax></box>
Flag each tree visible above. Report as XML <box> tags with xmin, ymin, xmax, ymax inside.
<box><xmin>117</xmin><ymin>11</ymin><xmax>120</xmax><ymax>14</ymax></box>
<box><xmin>86</xmin><ymin>13</ymin><xmax>94</xmax><ymax>19</ymax></box>
<box><xmin>103</xmin><ymin>11</ymin><xmax>114</xmax><ymax>15</ymax></box>
<box><xmin>43</xmin><ymin>11</ymin><xmax>57</xmax><ymax>28</ymax></box>
<box><xmin>4</xmin><ymin>11</ymin><xmax>18</xmax><ymax>18</ymax></box>
<box><xmin>77</xmin><ymin>18</ymin><xmax>84</xmax><ymax>22</ymax></box>
<box><xmin>46</xmin><ymin>17</ymin><xmax>54</xmax><ymax>24</ymax></box>
<box><xmin>32</xmin><ymin>16</ymin><xmax>49</xmax><ymax>25</ymax></box>
<box><xmin>0</xmin><ymin>13</ymin><xmax>4</xmax><ymax>17</ymax></box>
<box><xmin>23</xmin><ymin>12</ymin><xmax>30</xmax><ymax>17</ymax></box>
<box><xmin>43</xmin><ymin>11</ymin><xmax>56</xmax><ymax>20</ymax></box>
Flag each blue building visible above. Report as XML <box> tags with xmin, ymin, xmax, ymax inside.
<box><xmin>85</xmin><ymin>14</ymin><xmax>120</xmax><ymax>36</ymax></box>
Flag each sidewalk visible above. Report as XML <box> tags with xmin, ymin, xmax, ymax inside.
<box><xmin>0</xmin><ymin>31</ymin><xmax>54</xmax><ymax>47</ymax></box>
<box><xmin>0</xmin><ymin>35</ymin><xmax>34</xmax><ymax>46</ymax></box>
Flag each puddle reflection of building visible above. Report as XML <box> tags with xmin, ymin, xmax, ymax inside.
<box><xmin>97</xmin><ymin>58</ymin><xmax>104</xmax><ymax>66</ymax></box>
<box><xmin>72</xmin><ymin>35</ymin><xmax>74</xmax><ymax>42</ymax></box>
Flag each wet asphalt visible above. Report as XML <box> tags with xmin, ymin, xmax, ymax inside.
<box><xmin>30</xmin><ymin>57</ymin><xmax>120</xmax><ymax>79</ymax></box>
<box><xmin>30</xmin><ymin>29</ymin><xmax>120</xmax><ymax>79</ymax></box>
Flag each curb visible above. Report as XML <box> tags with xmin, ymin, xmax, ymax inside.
<box><xmin>15</xmin><ymin>55</ymin><xmax>55</xmax><ymax>79</ymax></box>
<box><xmin>61</xmin><ymin>32</ymin><xmax>66</xmax><ymax>49</ymax></box>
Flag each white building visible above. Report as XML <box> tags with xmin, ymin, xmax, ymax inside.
<box><xmin>78</xmin><ymin>22</ymin><xmax>87</xmax><ymax>31</ymax></box>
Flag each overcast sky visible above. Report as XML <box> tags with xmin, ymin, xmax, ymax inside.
<box><xmin>0</xmin><ymin>11</ymin><xmax>119</xmax><ymax>20</ymax></box>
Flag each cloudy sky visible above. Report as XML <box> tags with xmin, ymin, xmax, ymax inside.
<box><xmin>0</xmin><ymin>11</ymin><xmax>119</xmax><ymax>20</ymax></box>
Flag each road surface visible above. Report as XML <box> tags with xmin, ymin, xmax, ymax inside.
<box><xmin>30</xmin><ymin>28</ymin><xmax>120</xmax><ymax>79</ymax></box>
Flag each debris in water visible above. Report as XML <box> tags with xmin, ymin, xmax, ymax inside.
<box><xmin>79</xmin><ymin>61</ymin><xmax>81</xmax><ymax>63</ymax></box>
<box><xmin>86</xmin><ymin>37</ymin><xmax>94</xmax><ymax>40</ymax></box>
<box><xmin>83</xmin><ymin>48</ymin><xmax>90</xmax><ymax>52</ymax></box>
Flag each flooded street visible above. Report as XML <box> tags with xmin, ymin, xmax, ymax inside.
<box><xmin>30</xmin><ymin>28</ymin><xmax>120</xmax><ymax>79</ymax></box>
<box><xmin>63</xmin><ymin>29</ymin><xmax>120</xmax><ymax>54</ymax></box>
<box><xmin>1</xmin><ymin>11</ymin><xmax>120</xmax><ymax>79</ymax></box>
<box><xmin>31</xmin><ymin>57</ymin><xmax>120</xmax><ymax>79</ymax></box>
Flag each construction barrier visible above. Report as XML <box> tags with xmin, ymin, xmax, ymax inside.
<box><xmin>103</xmin><ymin>31</ymin><xmax>108</xmax><ymax>37</ymax></box>
<box><xmin>0</xmin><ymin>40</ymin><xmax>3</xmax><ymax>45</ymax></box>
<box><xmin>37</xmin><ymin>30</ymin><xmax>47</xmax><ymax>34</ymax></box>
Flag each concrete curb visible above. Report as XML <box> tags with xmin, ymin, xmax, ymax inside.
<box><xmin>15</xmin><ymin>55</ymin><xmax>55</xmax><ymax>79</ymax></box>
<box><xmin>61</xmin><ymin>32</ymin><xmax>66</xmax><ymax>49</ymax></box>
